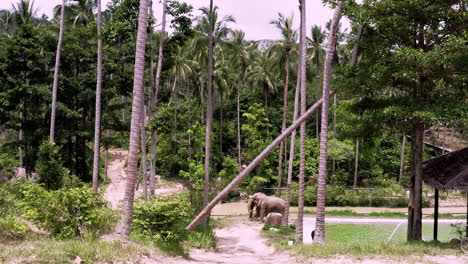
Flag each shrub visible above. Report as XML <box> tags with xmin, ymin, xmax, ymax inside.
<box><xmin>35</xmin><ymin>142</ymin><xmax>66</xmax><ymax>190</ymax></box>
<box><xmin>0</xmin><ymin>153</ymin><xmax>19</xmax><ymax>181</ymax></box>
<box><xmin>0</xmin><ymin>215</ymin><xmax>29</xmax><ymax>241</ymax></box>
<box><xmin>21</xmin><ymin>184</ymin><xmax>115</xmax><ymax>238</ymax></box>
<box><xmin>132</xmin><ymin>194</ymin><xmax>191</xmax><ymax>244</ymax></box>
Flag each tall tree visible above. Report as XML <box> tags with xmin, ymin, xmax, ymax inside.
<box><xmin>149</xmin><ymin>0</ymin><xmax>168</xmax><ymax>196</ymax></box>
<box><xmin>92</xmin><ymin>0</ymin><xmax>103</xmax><ymax>192</ymax></box>
<box><xmin>202</xmin><ymin>0</ymin><xmax>215</xmax><ymax>228</ymax></box>
<box><xmin>314</xmin><ymin>2</ymin><xmax>343</xmax><ymax>244</ymax></box>
<box><xmin>343</xmin><ymin>0</ymin><xmax>467</xmax><ymax>241</ymax></box>
<box><xmin>283</xmin><ymin>45</ymin><xmax>301</xmax><ymax>228</ymax></box>
<box><xmin>308</xmin><ymin>25</ymin><xmax>326</xmax><ymax>138</ymax></box>
<box><xmin>49</xmin><ymin>0</ymin><xmax>67</xmax><ymax>142</ymax></box>
<box><xmin>114</xmin><ymin>0</ymin><xmax>150</xmax><ymax>237</ymax></box>
<box><xmin>269</xmin><ymin>13</ymin><xmax>296</xmax><ymax>197</ymax></box>
<box><xmin>295</xmin><ymin>0</ymin><xmax>307</xmax><ymax>244</ymax></box>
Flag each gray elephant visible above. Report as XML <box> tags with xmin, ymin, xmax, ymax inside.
<box><xmin>265</xmin><ymin>212</ymin><xmax>283</xmax><ymax>225</ymax></box>
<box><xmin>250</xmin><ymin>192</ymin><xmax>286</xmax><ymax>222</ymax></box>
<box><xmin>247</xmin><ymin>192</ymin><xmax>265</xmax><ymax>220</ymax></box>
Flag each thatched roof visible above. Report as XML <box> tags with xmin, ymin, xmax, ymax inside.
<box><xmin>422</xmin><ymin>147</ymin><xmax>468</xmax><ymax>190</ymax></box>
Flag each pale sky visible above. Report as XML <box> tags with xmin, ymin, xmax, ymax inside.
<box><xmin>0</xmin><ymin>0</ymin><xmax>349</xmax><ymax>40</ymax></box>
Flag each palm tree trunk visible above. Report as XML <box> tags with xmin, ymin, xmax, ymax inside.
<box><xmin>92</xmin><ymin>0</ymin><xmax>103</xmax><ymax>192</ymax></box>
<box><xmin>237</xmin><ymin>76</ymin><xmax>242</xmax><ymax>171</ymax></box>
<box><xmin>49</xmin><ymin>0</ymin><xmax>66</xmax><ymax>142</ymax></box>
<box><xmin>295</xmin><ymin>0</ymin><xmax>307</xmax><ymax>244</ymax></box>
<box><xmin>104</xmin><ymin>130</ymin><xmax>109</xmax><ymax>180</ymax></box>
<box><xmin>202</xmin><ymin>0</ymin><xmax>215</xmax><ymax>228</ymax></box>
<box><xmin>277</xmin><ymin>54</ymin><xmax>290</xmax><ymax>197</ymax></box>
<box><xmin>219</xmin><ymin>93</ymin><xmax>223</xmax><ymax>154</ymax></box>
<box><xmin>19</xmin><ymin>104</ymin><xmax>24</xmax><ymax>167</ymax></box>
<box><xmin>353</xmin><ymin>138</ymin><xmax>359</xmax><ymax>189</ymax></box>
<box><xmin>114</xmin><ymin>0</ymin><xmax>150</xmax><ymax>238</ymax></box>
<box><xmin>398</xmin><ymin>135</ymin><xmax>406</xmax><ymax>183</ymax></box>
<box><xmin>140</xmin><ymin>104</ymin><xmax>148</xmax><ymax>200</ymax></box>
<box><xmin>407</xmin><ymin>121</ymin><xmax>424</xmax><ymax>241</ymax></box>
<box><xmin>332</xmin><ymin>94</ymin><xmax>337</xmax><ymax>175</ymax></box>
<box><xmin>186</xmin><ymin>94</ymin><xmax>329</xmax><ymax>230</ymax></box>
<box><xmin>149</xmin><ymin>0</ymin><xmax>168</xmax><ymax>196</ymax></box>
<box><xmin>314</xmin><ymin>3</ymin><xmax>343</xmax><ymax>244</ymax></box>
<box><xmin>283</xmin><ymin>52</ymin><xmax>301</xmax><ymax>228</ymax></box>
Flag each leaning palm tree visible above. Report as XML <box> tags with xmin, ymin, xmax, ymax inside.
<box><xmin>314</xmin><ymin>2</ymin><xmax>344</xmax><ymax>244</ymax></box>
<box><xmin>114</xmin><ymin>0</ymin><xmax>150</xmax><ymax>237</ymax></box>
<box><xmin>92</xmin><ymin>0</ymin><xmax>103</xmax><ymax>192</ymax></box>
<box><xmin>149</xmin><ymin>0</ymin><xmax>168</xmax><ymax>196</ymax></box>
<box><xmin>269</xmin><ymin>13</ymin><xmax>297</xmax><ymax>197</ymax></box>
<box><xmin>49</xmin><ymin>0</ymin><xmax>66</xmax><ymax>142</ymax></box>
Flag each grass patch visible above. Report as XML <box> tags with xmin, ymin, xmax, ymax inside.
<box><xmin>301</xmin><ymin>209</ymin><xmax>407</xmax><ymax>218</ymax></box>
<box><xmin>0</xmin><ymin>234</ymin><xmax>148</xmax><ymax>264</ymax></box>
<box><xmin>426</xmin><ymin>213</ymin><xmax>466</xmax><ymax>219</ymax></box>
<box><xmin>263</xmin><ymin>223</ymin><xmax>462</xmax><ymax>259</ymax></box>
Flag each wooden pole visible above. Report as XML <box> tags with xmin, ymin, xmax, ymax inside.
<box><xmin>186</xmin><ymin>94</ymin><xmax>331</xmax><ymax>230</ymax></box>
<box><xmin>433</xmin><ymin>188</ymin><xmax>439</xmax><ymax>241</ymax></box>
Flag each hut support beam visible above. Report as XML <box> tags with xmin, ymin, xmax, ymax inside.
<box><xmin>433</xmin><ymin>188</ymin><xmax>439</xmax><ymax>241</ymax></box>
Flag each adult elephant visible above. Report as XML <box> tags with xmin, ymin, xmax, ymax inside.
<box><xmin>247</xmin><ymin>192</ymin><xmax>265</xmax><ymax>220</ymax></box>
<box><xmin>250</xmin><ymin>192</ymin><xmax>286</xmax><ymax>222</ymax></box>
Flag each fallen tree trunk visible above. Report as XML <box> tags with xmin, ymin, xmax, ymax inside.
<box><xmin>186</xmin><ymin>93</ymin><xmax>333</xmax><ymax>230</ymax></box>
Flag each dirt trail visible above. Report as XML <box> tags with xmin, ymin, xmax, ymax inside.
<box><xmin>103</xmin><ymin>149</ymin><xmax>131</xmax><ymax>209</ymax></box>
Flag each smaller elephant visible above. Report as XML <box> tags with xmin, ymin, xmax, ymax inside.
<box><xmin>265</xmin><ymin>212</ymin><xmax>283</xmax><ymax>226</ymax></box>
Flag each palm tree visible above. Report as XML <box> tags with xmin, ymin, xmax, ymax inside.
<box><xmin>149</xmin><ymin>0</ymin><xmax>168</xmax><ymax>197</ymax></box>
<box><xmin>49</xmin><ymin>0</ymin><xmax>66</xmax><ymax>142</ymax></box>
<box><xmin>246</xmin><ymin>50</ymin><xmax>279</xmax><ymax>120</ymax></box>
<box><xmin>269</xmin><ymin>13</ymin><xmax>297</xmax><ymax>197</ymax></box>
<box><xmin>114</xmin><ymin>0</ymin><xmax>150</xmax><ymax>238</ymax></box>
<box><xmin>92</xmin><ymin>0</ymin><xmax>103</xmax><ymax>192</ymax></box>
<box><xmin>53</xmin><ymin>0</ymin><xmax>95</xmax><ymax>26</ymax></box>
<box><xmin>283</xmin><ymin>46</ymin><xmax>301</xmax><ymax>228</ymax></box>
<box><xmin>11</xmin><ymin>0</ymin><xmax>37</xmax><ymax>26</ymax></box>
<box><xmin>295</xmin><ymin>0</ymin><xmax>307</xmax><ymax>244</ymax></box>
<box><xmin>225</xmin><ymin>30</ymin><xmax>250</xmax><ymax>171</ymax></box>
<box><xmin>308</xmin><ymin>25</ymin><xmax>326</xmax><ymax>138</ymax></box>
<box><xmin>202</xmin><ymin>0</ymin><xmax>215</xmax><ymax>228</ymax></box>
<box><xmin>0</xmin><ymin>10</ymin><xmax>14</xmax><ymax>34</ymax></box>
<box><xmin>314</xmin><ymin>2</ymin><xmax>343</xmax><ymax>244</ymax></box>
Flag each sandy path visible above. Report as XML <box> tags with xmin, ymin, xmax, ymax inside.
<box><xmin>103</xmin><ymin>149</ymin><xmax>135</xmax><ymax>209</ymax></box>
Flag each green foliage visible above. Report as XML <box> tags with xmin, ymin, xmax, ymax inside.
<box><xmin>35</xmin><ymin>141</ymin><xmax>66</xmax><ymax>190</ymax></box>
<box><xmin>0</xmin><ymin>152</ymin><xmax>18</xmax><ymax>181</ymax></box>
<box><xmin>132</xmin><ymin>194</ymin><xmax>191</xmax><ymax>244</ymax></box>
<box><xmin>21</xmin><ymin>184</ymin><xmax>115</xmax><ymax>238</ymax></box>
<box><xmin>0</xmin><ymin>214</ymin><xmax>29</xmax><ymax>241</ymax></box>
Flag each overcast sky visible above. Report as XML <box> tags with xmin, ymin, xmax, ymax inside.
<box><xmin>0</xmin><ymin>0</ymin><xmax>348</xmax><ymax>40</ymax></box>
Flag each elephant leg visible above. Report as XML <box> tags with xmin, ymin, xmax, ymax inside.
<box><xmin>260</xmin><ymin>207</ymin><xmax>266</xmax><ymax>222</ymax></box>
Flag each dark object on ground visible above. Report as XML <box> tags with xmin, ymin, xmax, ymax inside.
<box><xmin>311</xmin><ymin>230</ymin><xmax>315</xmax><ymax>240</ymax></box>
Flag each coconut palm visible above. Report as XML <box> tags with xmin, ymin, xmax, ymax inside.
<box><xmin>314</xmin><ymin>2</ymin><xmax>343</xmax><ymax>244</ymax></box>
<box><xmin>149</xmin><ymin>0</ymin><xmax>168</xmax><ymax>196</ymax></box>
<box><xmin>308</xmin><ymin>25</ymin><xmax>326</xmax><ymax>138</ymax></box>
<box><xmin>0</xmin><ymin>10</ymin><xmax>14</xmax><ymax>34</ymax></box>
<box><xmin>225</xmin><ymin>30</ymin><xmax>251</xmax><ymax>170</ymax></box>
<box><xmin>53</xmin><ymin>0</ymin><xmax>95</xmax><ymax>26</ymax></box>
<box><xmin>49</xmin><ymin>0</ymin><xmax>66</xmax><ymax>142</ymax></box>
<box><xmin>114</xmin><ymin>0</ymin><xmax>150</xmax><ymax>237</ymax></box>
<box><xmin>295</xmin><ymin>0</ymin><xmax>307</xmax><ymax>244</ymax></box>
<box><xmin>269</xmin><ymin>13</ymin><xmax>297</xmax><ymax>197</ymax></box>
<box><xmin>11</xmin><ymin>0</ymin><xmax>38</xmax><ymax>26</ymax></box>
<box><xmin>92</xmin><ymin>0</ymin><xmax>103</xmax><ymax>192</ymax></box>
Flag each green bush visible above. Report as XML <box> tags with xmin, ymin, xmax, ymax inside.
<box><xmin>0</xmin><ymin>215</ymin><xmax>29</xmax><ymax>241</ymax></box>
<box><xmin>21</xmin><ymin>184</ymin><xmax>115</xmax><ymax>238</ymax></box>
<box><xmin>132</xmin><ymin>194</ymin><xmax>191</xmax><ymax>244</ymax></box>
<box><xmin>0</xmin><ymin>153</ymin><xmax>19</xmax><ymax>181</ymax></box>
<box><xmin>36</xmin><ymin>142</ymin><xmax>66</xmax><ymax>190</ymax></box>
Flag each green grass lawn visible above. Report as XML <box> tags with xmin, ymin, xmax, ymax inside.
<box><xmin>263</xmin><ymin>223</ymin><xmax>463</xmax><ymax>258</ymax></box>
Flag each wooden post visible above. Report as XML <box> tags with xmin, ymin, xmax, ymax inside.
<box><xmin>433</xmin><ymin>188</ymin><xmax>439</xmax><ymax>241</ymax></box>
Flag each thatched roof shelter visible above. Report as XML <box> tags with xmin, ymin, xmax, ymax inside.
<box><xmin>422</xmin><ymin>147</ymin><xmax>468</xmax><ymax>241</ymax></box>
<box><xmin>422</xmin><ymin>147</ymin><xmax>468</xmax><ymax>190</ymax></box>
